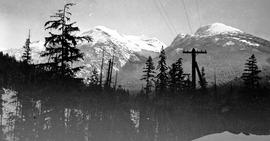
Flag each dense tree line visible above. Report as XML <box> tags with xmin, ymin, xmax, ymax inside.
<box><xmin>140</xmin><ymin>47</ymin><xmax>206</xmax><ymax>97</ymax></box>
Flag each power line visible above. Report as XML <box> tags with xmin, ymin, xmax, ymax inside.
<box><xmin>153</xmin><ymin>0</ymin><xmax>176</xmax><ymax>35</ymax></box>
<box><xmin>195</xmin><ymin>0</ymin><xmax>202</xmax><ymax>27</ymax></box>
<box><xmin>156</xmin><ymin>0</ymin><xmax>178</xmax><ymax>34</ymax></box>
<box><xmin>152</xmin><ymin>0</ymin><xmax>176</xmax><ymax>36</ymax></box>
<box><xmin>177</xmin><ymin>0</ymin><xmax>193</xmax><ymax>34</ymax></box>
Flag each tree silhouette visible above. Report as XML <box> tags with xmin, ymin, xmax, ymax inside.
<box><xmin>168</xmin><ymin>58</ymin><xmax>184</xmax><ymax>93</ymax></box>
<box><xmin>89</xmin><ymin>68</ymin><xmax>99</xmax><ymax>86</ymax></box>
<box><xmin>241</xmin><ymin>54</ymin><xmax>261</xmax><ymax>89</ymax></box>
<box><xmin>21</xmin><ymin>30</ymin><xmax>32</xmax><ymax>64</ymax></box>
<box><xmin>41</xmin><ymin>3</ymin><xmax>92</xmax><ymax>77</ymax></box>
<box><xmin>105</xmin><ymin>59</ymin><xmax>113</xmax><ymax>88</ymax></box>
<box><xmin>199</xmin><ymin>67</ymin><xmax>207</xmax><ymax>89</ymax></box>
<box><xmin>0</xmin><ymin>90</ymin><xmax>5</xmax><ymax>141</ymax></box>
<box><xmin>156</xmin><ymin>47</ymin><xmax>168</xmax><ymax>95</ymax></box>
<box><xmin>141</xmin><ymin>56</ymin><xmax>155</xmax><ymax>95</ymax></box>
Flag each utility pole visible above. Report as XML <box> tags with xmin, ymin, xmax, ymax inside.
<box><xmin>183</xmin><ymin>48</ymin><xmax>207</xmax><ymax>89</ymax></box>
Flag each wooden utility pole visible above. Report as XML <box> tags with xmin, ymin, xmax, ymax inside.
<box><xmin>183</xmin><ymin>48</ymin><xmax>207</xmax><ymax>89</ymax></box>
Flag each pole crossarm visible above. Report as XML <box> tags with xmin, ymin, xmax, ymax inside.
<box><xmin>183</xmin><ymin>49</ymin><xmax>207</xmax><ymax>54</ymax></box>
<box><xmin>182</xmin><ymin>48</ymin><xmax>207</xmax><ymax>89</ymax></box>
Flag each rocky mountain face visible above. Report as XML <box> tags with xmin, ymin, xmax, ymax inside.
<box><xmin>165</xmin><ymin>23</ymin><xmax>270</xmax><ymax>86</ymax></box>
<box><xmin>2</xmin><ymin>26</ymin><xmax>165</xmax><ymax>89</ymax></box>
<box><xmin>76</xmin><ymin>26</ymin><xmax>165</xmax><ymax>78</ymax></box>
<box><xmin>3</xmin><ymin>23</ymin><xmax>270</xmax><ymax>90</ymax></box>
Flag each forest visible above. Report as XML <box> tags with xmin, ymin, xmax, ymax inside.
<box><xmin>0</xmin><ymin>3</ymin><xmax>270</xmax><ymax>141</ymax></box>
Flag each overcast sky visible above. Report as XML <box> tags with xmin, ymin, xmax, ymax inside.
<box><xmin>1</xmin><ymin>0</ymin><xmax>270</xmax><ymax>50</ymax></box>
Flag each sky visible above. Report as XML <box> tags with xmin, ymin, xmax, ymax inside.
<box><xmin>1</xmin><ymin>0</ymin><xmax>270</xmax><ymax>50</ymax></box>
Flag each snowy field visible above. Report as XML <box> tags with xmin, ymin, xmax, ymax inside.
<box><xmin>194</xmin><ymin>131</ymin><xmax>270</xmax><ymax>141</ymax></box>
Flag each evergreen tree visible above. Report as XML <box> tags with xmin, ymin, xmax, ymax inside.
<box><xmin>168</xmin><ymin>58</ymin><xmax>184</xmax><ymax>93</ymax></box>
<box><xmin>41</xmin><ymin>3</ymin><xmax>92</xmax><ymax>77</ymax></box>
<box><xmin>21</xmin><ymin>30</ymin><xmax>32</xmax><ymax>64</ymax></box>
<box><xmin>156</xmin><ymin>47</ymin><xmax>168</xmax><ymax>95</ymax></box>
<box><xmin>241</xmin><ymin>54</ymin><xmax>261</xmax><ymax>89</ymax></box>
<box><xmin>89</xmin><ymin>68</ymin><xmax>99</xmax><ymax>86</ymax></box>
<box><xmin>141</xmin><ymin>56</ymin><xmax>155</xmax><ymax>95</ymax></box>
<box><xmin>199</xmin><ymin>67</ymin><xmax>207</xmax><ymax>89</ymax></box>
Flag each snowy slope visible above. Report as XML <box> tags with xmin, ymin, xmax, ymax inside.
<box><xmin>193</xmin><ymin>131</ymin><xmax>270</xmax><ymax>141</ymax></box>
<box><xmin>76</xmin><ymin>26</ymin><xmax>166</xmax><ymax>78</ymax></box>
<box><xmin>4</xmin><ymin>23</ymin><xmax>270</xmax><ymax>89</ymax></box>
<box><xmin>3</xmin><ymin>26</ymin><xmax>166</xmax><ymax>83</ymax></box>
<box><xmin>165</xmin><ymin>23</ymin><xmax>270</xmax><ymax>86</ymax></box>
<box><xmin>82</xmin><ymin>26</ymin><xmax>166</xmax><ymax>52</ymax></box>
<box><xmin>195</xmin><ymin>23</ymin><xmax>243</xmax><ymax>36</ymax></box>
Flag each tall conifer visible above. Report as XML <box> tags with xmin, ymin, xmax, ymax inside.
<box><xmin>141</xmin><ymin>56</ymin><xmax>155</xmax><ymax>95</ymax></box>
<box><xmin>22</xmin><ymin>30</ymin><xmax>32</xmax><ymax>64</ymax></box>
<box><xmin>241</xmin><ymin>54</ymin><xmax>261</xmax><ymax>89</ymax></box>
<box><xmin>156</xmin><ymin>47</ymin><xmax>168</xmax><ymax>95</ymax></box>
<box><xmin>41</xmin><ymin>3</ymin><xmax>91</xmax><ymax>77</ymax></box>
<box><xmin>169</xmin><ymin>58</ymin><xmax>184</xmax><ymax>93</ymax></box>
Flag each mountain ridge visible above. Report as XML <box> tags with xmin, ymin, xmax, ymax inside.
<box><xmin>3</xmin><ymin>23</ymin><xmax>270</xmax><ymax>90</ymax></box>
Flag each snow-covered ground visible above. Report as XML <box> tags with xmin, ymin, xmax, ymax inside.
<box><xmin>193</xmin><ymin>131</ymin><xmax>270</xmax><ymax>141</ymax></box>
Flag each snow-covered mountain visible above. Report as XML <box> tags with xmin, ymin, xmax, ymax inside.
<box><xmin>3</xmin><ymin>26</ymin><xmax>166</xmax><ymax>84</ymax></box>
<box><xmin>85</xmin><ymin>26</ymin><xmax>165</xmax><ymax>52</ymax></box>
<box><xmin>3</xmin><ymin>23</ymin><xmax>270</xmax><ymax>90</ymax></box>
<box><xmin>165</xmin><ymin>23</ymin><xmax>270</xmax><ymax>85</ymax></box>
<box><xmin>76</xmin><ymin>26</ymin><xmax>165</xmax><ymax>78</ymax></box>
<box><xmin>195</xmin><ymin>23</ymin><xmax>243</xmax><ymax>36</ymax></box>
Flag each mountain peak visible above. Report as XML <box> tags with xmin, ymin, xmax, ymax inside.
<box><xmin>83</xmin><ymin>25</ymin><xmax>165</xmax><ymax>52</ymax></box>
<box><xmin>195</xmin><ymin>23</ymin><xmax>243</xmax><ymax>36</ymax></box>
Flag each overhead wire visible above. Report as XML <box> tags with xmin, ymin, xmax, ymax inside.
<box><xmin>177</xmin><ymin>0</ymin><xmax>193</xmax><ymax>34</ymax></box>
<box><xmin>195</xmin><ymin>0</ymin><xmax>202</xmax><ymax>27</ymax></box>
<box><xmin>156</xmin><ymin>0</ymin><xmax>178</xmax><ymax>34</ymax></box>
<box><xmin>152</xmin><ymin>0</ymin><xmax>177</xmax><ymax>36</ymax></box>
<box><xmin>152</xmin><ymin>0</ymin><xmax>199</xmax><ymax>35</ymax></box>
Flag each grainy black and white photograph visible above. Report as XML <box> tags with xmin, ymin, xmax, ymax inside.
<box><xmin>0</xmin><ymin>0</ymin><xmax>270</xmax><ymax>141</ymax></box>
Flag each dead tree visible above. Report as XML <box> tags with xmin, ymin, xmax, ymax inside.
<box><xmin>99</xmin><ymin>47</ymin><xmax>105</xmax><ymax>88</ymax></box>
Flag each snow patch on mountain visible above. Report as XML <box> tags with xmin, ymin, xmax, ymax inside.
<box><xmin>231</xmin><ymin>37</ymin><xmax>260</xmax><ymax>47</ymax></box>
<box><xmin>175</xmin><ymin>48</ymin><xmax>183</xmax><ymax>54</ymax></box>
<box><xmin>195</xmin><ymin>23</ymin><xmax>243</xmax><ymax>36</ymax></box>
<box><xmin>124</xmin><ymin>35</ymin><xmax>166</xmax><ymax>52</ymax></box>
<box><xmin>83</xmin><ymin>26</ymin><xmax>166</xmax><ymax>52</ymax></box>
<box><xmin>223</xmin><ymin>41</ymin><xmax>235</xmax><ymax>47</ymax></box>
